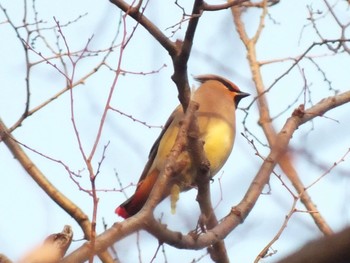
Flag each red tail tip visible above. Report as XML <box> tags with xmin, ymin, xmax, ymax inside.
<box><xmin>115</xmin><ymin>206</ymin><xmax>129</xmax><ymax>219</ymax></box>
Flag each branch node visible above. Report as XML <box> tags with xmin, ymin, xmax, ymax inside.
<box><xmin>292</xmin><ymin>104</ymin><xmax>305</xmax><ymax>118</ymax></box>
<box><xmin>230</xmin><ymin>206</ymin><xmax>244</xmax><ymax>223</ymax></box>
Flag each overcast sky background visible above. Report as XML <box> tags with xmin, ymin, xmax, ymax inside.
<box><xmin>1</xmin><ymin>0</ymin><xmax>350</xmax><ymax>262</ymax></box>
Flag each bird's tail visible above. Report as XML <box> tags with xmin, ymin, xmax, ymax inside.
<box><xmin>115</xmin><ymin>169</ymin><xmax>159</xmax><ymax>219</ymax></box>
<box><xmin>115</xmin><ymin>198</ymin><xmax>134</xmax><ymax>219</ymax></box>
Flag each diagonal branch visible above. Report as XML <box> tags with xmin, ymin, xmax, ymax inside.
<box><xmin>146</xmin><ymin>89</ymin><xmax>350</xmax><ymax>249</ymax></box>
<box><xmin>231</xmin><ymin>4</ymin><xmax>333</xmax><ymax>235</ymax></box>
<box><xmin>109</xmin><ymin>0</ymin><xmax>177</xmax><ymax>56</ymax></box>
<box><xmin>61</xmin><ymin>89</ymin><xmax>350</xmax><ymax>262</ymax></box>
<box><xmin>0</xmin><ymin>118</ymin><xmax>114</xmax><ymax>263</ymax></box>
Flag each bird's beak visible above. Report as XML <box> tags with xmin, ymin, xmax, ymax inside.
<box><xmin>237</xmin><ymin>92</ymin><xmax>250</xmax><ymax>99</ymax></box>
<box><xmin>234</xmin><ymin>91</ymin><xmax>250</xmax><ymax>107</ymax></box>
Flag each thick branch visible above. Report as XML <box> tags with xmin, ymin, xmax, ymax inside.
<box><xmin>187</xmin><ymin>104</ymin><xmax>229</xmax><ymax>262</ymax></box>
<box><xmin>147</xmin><ymin>90</ymin><xmax>350</xmax><ymax>249</ymax></box>
<box><xmin>63</xmin><ymin>90</ymin><xmax>350</xmax><ymax>261</ymax></box>
<box><xmin>278</xmin><ymin>226</ymin><xmax>350</xmax><ymax>263</ymax></box>
<box><xmin>140</xmin><ymin>102</ymin><xmax>201</xmax><ymax>217</ymax></box>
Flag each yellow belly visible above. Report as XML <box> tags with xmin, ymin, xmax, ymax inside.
<box><xmin>201</xmin><ymin>119</ymin><xmax>234</xmax><ymax>175</ymax></box>
<box><xmin>154</xmin><ymin>114</ymin><xmax>234</xmax><ymax>180</ymax></box>
<box><xmin>153</xmin><ymin>112</ymin><xmax>235</xmax><ymax>213</ymax></box>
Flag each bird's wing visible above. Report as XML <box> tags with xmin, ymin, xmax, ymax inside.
<box><xmin>136</xmin><ymin>106</ymin><xmax>180</xmax><ymax>183</ymax></box>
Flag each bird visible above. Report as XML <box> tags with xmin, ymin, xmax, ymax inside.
<box><xmin>115</xmin><ymin>74</ymin><xmax>249</xmax><ymax>219</ymax></box>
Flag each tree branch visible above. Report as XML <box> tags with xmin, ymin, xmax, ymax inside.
<box><xmin>20</xmin><ymin>225</ymin><xmax>73</xmax><ymax>263</ymax></box>
<box><xmin>187</xmin><ymin>103</ymin><xmax>229</xmax><ymax>262</ymax></box>
<box><xmin>63</xmin><ymin>1</ymin><xmax>233</xmax><ymax>261</ymax></box>
<box><xmin>62</xmin><ymin>100</ymin><xmax>201</xmax><ymax>262</ymax></box>
<box><xmin>171</xmin><ymin>0</ymin><xmax>203</xmax><ymax>110</ymax></box>
<box><xmin>278</xmin><ymin>226</ymin><xmax>350</xmax><ymax>263</ymax></box>
<box><xmin>202</xmin><ymin>0</ymin><xmax>249</xmax><ymax>11</ymax></box>
<box><xmin>0</xmin><ymin>119</ymin><xmax>114</xmax><ymax>263</ymax></box>
<box><xmin>109</xmin><ymin>0</ymin><xmax>177</xmax><ymax>56</ymax></box>
<box><xmin>231</xmin><ymin>4</ymin><xmax>333</xmax><ymax>236</ymax></box>
<box><xmin>62</xmin><ymin>90</ymin><xmax>350</xmax><ymax>261</ymax></box>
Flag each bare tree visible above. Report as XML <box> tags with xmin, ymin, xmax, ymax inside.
<box><xmin>0</xmin><ymin>0</ymin><xmax>350</xmax><ymax>262</ymax></box>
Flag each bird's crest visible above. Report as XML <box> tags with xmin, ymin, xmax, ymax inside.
<box><xmin>194</xmin><ymin>74</ymin><xmax>241</xmax><ymax>93</ymax></box>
